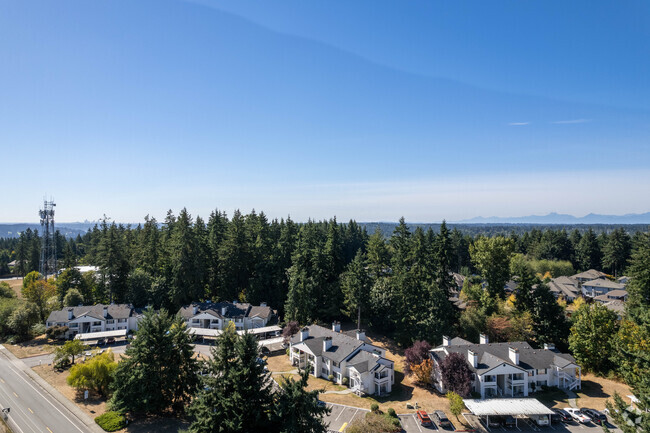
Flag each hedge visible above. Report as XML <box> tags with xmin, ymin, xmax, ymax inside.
<box><xmin>95</xmin><ymin>411</ymin><xmax>126</xmax><ymax>432</ymax></box>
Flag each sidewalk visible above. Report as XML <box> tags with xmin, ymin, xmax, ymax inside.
<box><xmin>0</xmin><ymin>345</ymin><xmax>104</xmax><ymax>433</ymax></box>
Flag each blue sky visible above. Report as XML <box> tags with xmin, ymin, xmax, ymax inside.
<box><xmin>1</xmin><ymin>0</ymin><xmax>649</xmax><ymax>223</ymax></box>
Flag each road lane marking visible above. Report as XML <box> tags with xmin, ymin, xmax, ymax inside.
<box><xmin>13</xmin><ymin>392</ymin><xmax>18</xmax><ymax>397</ymax></box>
<box><xmin>47</xmin><ymin>427</ymin><xmax>53</xmax><ymax>433</ymax></box>
<box><xmin>334</xmin><ymin>407</ymin><xmax>344</xmax><ymax>421</ymax></box>
<box><xmin>338</xmin><ymin>422</ymin><xmax>347</xmax><ymax>432</ymax></box>
<box><xmin>1</xmin><ymin>358</ymin><xmax>85</xmax><ymax>433</ymax></box>
<box><xmin>28</xmin><ymin>407</ymin><xmax>33</xmax><ymax>414</ymax></box>
<box><xmin>0</xmin><ymin>378</ymin><xmax>4</xmax><ymax>383</ymax></box>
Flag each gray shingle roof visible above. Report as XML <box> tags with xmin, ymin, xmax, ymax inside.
<box><xmin>573</xmin><ymin>269</ymin><xmax>607</xmax><ymax>280</ymax></box>
<box><xmin>177</xmin><ymin>302</ymin><xmax>275</xmax><ymax>321</ymax></box>
<box><xmin>582</xmin><ymin>279</ymin><xmax>625</xmax><ymax>290</ymax></box>
<box><xmin>346</xmin><ymin>350</ymin><xmax>381</xmax><ymax>374</ymax></box>
<box><xmin>432</xmin><ymin>340</ymin><xmax>576</xmax><ymax>374</ymax></box>
<box><xmin>290</xmin><ymin>325</ymin><xmax>366</xmax><ymax>364</ymax></box>
<box><xmin>46</xmin><ymin>304</ymin><xmax>136</xmax><ymax>323</ymax></box>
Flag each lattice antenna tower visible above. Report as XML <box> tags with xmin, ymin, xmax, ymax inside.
<box><xmin>39</xmin><ymin>198</ymin><xmax>57</xmax><ymax>280</ymax></box>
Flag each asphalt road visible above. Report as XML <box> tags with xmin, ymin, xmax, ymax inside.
<box><xmin>0</xmin><ymin>345</ymin><xmax>95</xmax><ymax>433</ymax></box>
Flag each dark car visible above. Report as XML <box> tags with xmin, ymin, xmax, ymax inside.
<box><xmin>434</xmin><ymin>410</ymin><xmax>452</xmax><ymax>428</ymax></box>
<box><xmin>487</xmin><ymin>416</ymin><xmax>503</xmax><ymax>427</ymax></box>
<box><xmin>106</xmin><ymin>337</ymin><xmax>116</xmax><ymax>345</ymax></box>
<box><xmin>96</xmin><ymin>338</ymin><xmax>106</xmax><ymax>346</ymax></box>
<box><xmin>417</xmin><ymin>411</ymin><xmax>433</xmax><ymax>427</ymax></box>
<box><xmin>504</xmin><ymin>416</ymin><xmax>516</xmax><ymax>427</ymax></box>
<box><xmin>583</xmin><ymin>409</ymin><xmax>607</xmax><ymax>425</ymax></box>
<box><xmin>552</xmin><ymin>409</ymin><xmax>572</xmax><ymax>423</ymax></box>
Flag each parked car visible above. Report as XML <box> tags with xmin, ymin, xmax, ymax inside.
<box><xmin>582</xmin><ymin>409</ymin><xmax>607</xmax><ymax>425</ymax></box>
<box><xmin>503</xmin><ymin>416</ymin><xmax>516</xmax><ymax>427</ymax></box>
<box><xmin>529</xmin><ymin>414</ymin><xmax>549</xmax><ymax>426</ymax></box>
<box><xmin>552</xmin><ymin>409</ymin><xmax>572</xmax><ymax>423</ymax></box>
<box><xmin>96</xmin><ymin>338</ymin><xmax>106</xmax><ymax>346</ymax></box>
<box><xmin>417</xmin><ymin>411</ymin><xmax>433</xmax><ymax>427</ymax></box>
<box><xmin>106</xmin><ymin>337</ymin><xmax>115</xmax><ymax>345</ymax></box>
<box><xmin>564</xmin><ymin>408</ymin><xmax>591</xmax><ymax>424</ymax></box>
<box><xmin>487</xmin><ymin>416</ymin><xmax>503</xmax><ymax>427</ymax></box>
<box><xmin>434</xmin><ymin>410</ymin><xmax>452</xmax><ymax>428</ymax></box>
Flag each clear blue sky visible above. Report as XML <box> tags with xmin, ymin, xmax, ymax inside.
<box><xmin>2</xmin><ymin>0</ymin><xmax>649</xmax><ymax>223</ymax></box>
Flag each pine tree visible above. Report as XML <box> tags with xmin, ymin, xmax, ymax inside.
<box><xmin>218</xmin><ymin>210</ymin><xmax>251</xmax><ymax>302</ymax></box>
<box><xmin>110</xmin><ymin>310</ymin><xmax>199</xmax><ymax>415</ymax></box>
<box><xmin>576</xmin><ymin>228</ymin><xmax>601</xmax><ymax>271</ymax></box>
<box><xmin>435</xmin><ymin>221</ymin><xmax>455</xmax><ymax>297</ymax></box>
<box><xmin>602</xmin><ymin>228</ymin><xmax>632</xmax><ymax>277</ymax></box>
<box><xmin>274</xmin><ymin>368</ymin><xmax>330</xmax><ymax>433</ymax></box>
<box><xmin>186</xmin><ymin>324</ymin><xmax>275</xmax><ymax>433</ymax></box>
<box><xmin>341</xmin><ymin>250</ymin><xmax>371</xmax><ymax>328</ymax></box>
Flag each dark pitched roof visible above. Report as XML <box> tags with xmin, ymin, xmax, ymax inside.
<box><xmin>290</xmin><ymin>325</ymin><xmax>367</xmax><ymax>364</ymax></box>
<box><xmin>177</xmin><ymin>302</ymin><xmax>275</xmax><ymax>321</ymax></box>
<box><xmin>346</xmin><ymin>350</ymin><xmax>382</xmax><ymax>374</ymax></box>
<box><xmin>46</xmin><ymin>304</ymin><xmax>136</xmax><ymax>323</ymax></box>
<box><xmin>573</xmin><ymin>269</ymin><xmax>607</xmax><ymax>280</ymax></box>
<box><xmin>432</xmin><ymin>340</ymin><xmax>576</xmax><ymax>374</ymax></box>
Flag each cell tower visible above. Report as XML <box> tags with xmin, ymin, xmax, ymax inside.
<box><xmin>39</xmin><ymin>199</ymin><xmax>57</xmax><ymax>280</ymax></box>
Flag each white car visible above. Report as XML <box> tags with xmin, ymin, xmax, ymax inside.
<box><xmin>564</xmin><ymin>408</ymin><xmax>591</xmax><ymax>424</ymax></box>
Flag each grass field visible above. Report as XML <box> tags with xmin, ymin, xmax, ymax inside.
<box><xmin>3</xmin><ymin>277</ymin><xmax>23</xmax><ymax>299</ymax></box>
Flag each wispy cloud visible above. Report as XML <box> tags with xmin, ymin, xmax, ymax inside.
<box><xmin>508</xmin><ymin>122</ymin><xmax>530</xmax><ymax>126</ymax></box>
<box><xmin>552</xmin><ymin>118</ymin><xmax>591</xmax><ymax>124</ymax></box>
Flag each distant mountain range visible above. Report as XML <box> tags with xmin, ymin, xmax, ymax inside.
<box><xmin>457</xmin><ymin>212</ymin><xmax>650</xmax><ymax>224</ymax></box>
<box><xmin>0</xmin><ymin>222</ymin><xmax>99</xmax><ymax>239</ymax></box>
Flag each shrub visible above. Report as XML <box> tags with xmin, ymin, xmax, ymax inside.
<box><xmin>46</xmin><ymin>325</ymin><xmax>69</xmax><ymax>340</ymax></box>
<box><xmin>387</xmin><ymin>408</ymin><xmax>397</xmax><ymax>418</ymax></box>
<box><xmin>328</xmin><ymin>374</ymin><xmax>334</xmax><ymax>381</ymax></box>
<box><xmin>342</xmin><ymin>377</ymin><xmax>348</xmax><ymax>386</ymax></box>
<box><xmin>31</xmin><ymin>323</ymin><xmax>46</xmax><ymax>337</ymax></box>
<box><xmin>404</xmin><ymin>340</ymin><xmax>432</xmax><ymax>375</ymax></box>
<box><xmin>371</xmin><ymin>403</ymin><xmax>379</xmax><ymax>412</ymax></box>
<box><xmin>95</xmin><ymin>411</ymin><xmax>126</xmax><ymax>432</ymax></box>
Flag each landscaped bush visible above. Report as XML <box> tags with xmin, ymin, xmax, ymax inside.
<box><xmin>31</xmin><ymin>323</ymin><xmax>46</xmax><ymax>336</ymax></box>
<box><xmin>371</xmin><ymin>403</ymin><xmax>379</xmax><ymax>412</ymax></box>
<box><xmin>95</xmin><ymin>411</ymin><xmax>126</xmax><ymax>432</ymax></box>
<box><xmin>387</xmin><ymin>407</ymin><xmax>397</xmax><ymax>418</ymax></box>
<box><xmin>342</xmin><ymin>377</ymin><xmax>348</xmax><ymax>386</ymax></box>
<box><xmin>46</xmin><ymin>325</ymin><xmax>68</xmax><ymax>340</ymax></box>
<box><xmin>328</xmin><ymin>374</ymin><xmax>334</xmax><ymax>381</ymax></box>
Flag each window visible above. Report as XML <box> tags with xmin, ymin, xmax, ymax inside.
<box><xmin>528</xmin><ymin>370</ymin><xmax>535</xmax><ymax>377</ymax></box>
<box><xmin>92</xmin><ymin>321</ymin><xmax>101</xmax><ymax>326</ymax></box>
<box><xmin>47</xmin><ymin>322</ymin><xmax>52</xmax><ymax>327</ymax></box>
<box><xmin>483</xmin><ymin>375</ymin><xmax>496</xmax><ymax>382</ymax></box>
<box><xmin>69</xmin><ymin>323</ymin><xmax>78</xmax><ymax>328</ymax></box>
<box><xmin>512</xmin><ymin>373</ymin><xmax>524</xmax><ymax>381</ymax></box>
<box><xmin>333</xmin><ymin>361</ymin><xmax>339</xmax><ymax>368</ymax></box>
<box><xmin>322</xmin><ymin>367</ymin><xmax>329</xmax><ymax>375</ymax></box>
<box><xmin>537</xmin><ymin>369</ymin><xmax>547</xmax><ymax>375</ymax></box>
<box><xmin>118</xmin><ymin>318</ymin><xmax>127</xmax><ymax>323</ymax></box>
<box><xmin>107</xmin><ymin>320</ymin><xmax>114</xmax><ymax>324</ymax></box>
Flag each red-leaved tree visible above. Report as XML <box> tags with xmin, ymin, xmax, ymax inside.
<box><xmin>439</xmin><ymin>352</ymin><xmax>473</xmax><ymax>397</ymax></box>
<box><xmin>404</xmin><ymin>340</ymin><xmax>432</xmax><ymax>375</ymax></box>
<box><xmin>282</xmin><ymin>321</ymin><xmax>300</xmax><ymax>344</ymax></box>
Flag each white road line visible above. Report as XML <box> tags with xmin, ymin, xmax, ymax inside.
<box><xmin>0</xmin><ymin>384</ymin><xmax>38</xmax><ymax>433</ymax></box>
<box><xmin>1</xmin><ymin>357</ymin><xmax>86</xmax><ymax>433</ymax></box>
<box><xmin>416</xmin><ymin>414</ymin><xmax>423</xmax><ymax>432</ymax></box>
<box><xmin>335</xmin><ymin>407</ymin><xmax>345</xmax><ymax>421</ymax></box>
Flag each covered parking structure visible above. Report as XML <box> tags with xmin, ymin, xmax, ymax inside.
<box><xmin>74</xmin><ymin>329</ymin><xmax>128</xmax><ymax>341</ymax></box>
<box><xmin>188</xmin><ymin>326</ymin><xmax>282</xmax><ymax>343</ymax></box>
<box><xmin>463</xmin><ymin>398</ymin><xmax>554</xmax><ymax>428</ymax></box>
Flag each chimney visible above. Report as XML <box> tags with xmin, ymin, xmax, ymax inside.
<box><xmin>68</xmin><ymin>308</ymin><xmax>74</xmax><ymax>320</ymax></box>
<box><xmin>221</xmin><ymin>306</ymin><xmax>227</xmax><ymax>316</ymax></box>
<box><xmin>300</xmin><ymin>327</ymin><xmax>309</xmax><ymax>342</ymax></box>
<box><xmin>192</xmin><ymin>305</ymin><xmax>199</xmax><ymax>315</ymax></box>
<box><xmin>544</xmin><ymin>343</ymin><xmax>555</xmax><ymax>351</ymax></box>
<box><xmin>356</xmin><ymin>329</ymin><xmax>366</xmax><ymax>341</ymax></box>
<box><xmin>260</xmin><ymin>302</ymin><xmax>267</xmax><ymax>307</ymax></box>
<box><xmin>103</xmin><ymin>306</ymin><xmax>108</xmax><ymax>318</ymax></box>
<box><xmin>323</xmin><ymin>336</ymin><xmax>332</xmax><ymax>351</ymax></box>
<box><xmin>442</xmin><ymin>336</ymin><xmax>450</xmax><ymax>346</ymax></box>
<box><xmin>480</xmin><ymin>334</ymin><xmax>489</xmax><ymax>344</ymax></box>
<box><xmin>468</xmin><ymin>349</ymin><xmax>478</xmax><ymax>368</ymax></box>
<box><xmin>509</xmin><ymin>347</ymin><xmax>519</xmax><ymax>365</ymax></box>
<box><xmin>332</xmin><ymin>321</ymin><xmax>341</xmax><ymax>332</ymax></box>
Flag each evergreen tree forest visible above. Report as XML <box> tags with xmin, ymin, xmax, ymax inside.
<box><xmin>0</xmin><ymin>209</ymin><xmax>647</xmax><ymax>347</ymax></box>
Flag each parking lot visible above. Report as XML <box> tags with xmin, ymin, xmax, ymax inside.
<box><xmin>324</xmin><ymin>404</ymin><xmax>624</xmax><ymax>433</ymax></box>
<box><xmin>479</xmin><ymin>416</ymin><xmax>623</xmax><ymax>433</ymax></box>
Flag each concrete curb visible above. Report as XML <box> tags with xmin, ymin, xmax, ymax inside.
<box><xmin>0</xmin><ymin>347</ymin><xmax>104</xmax><ymax>433</ymax></box>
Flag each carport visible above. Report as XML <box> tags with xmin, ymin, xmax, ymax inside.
<box><xmin>74</xmin><ymin>329</ymin><xmax>127</xmax><ymax>341</ymax></box>
<box><xmin>463</xmin><ymin>398</ymin><xmax>554</xmax><ymax>428</ymax></box>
